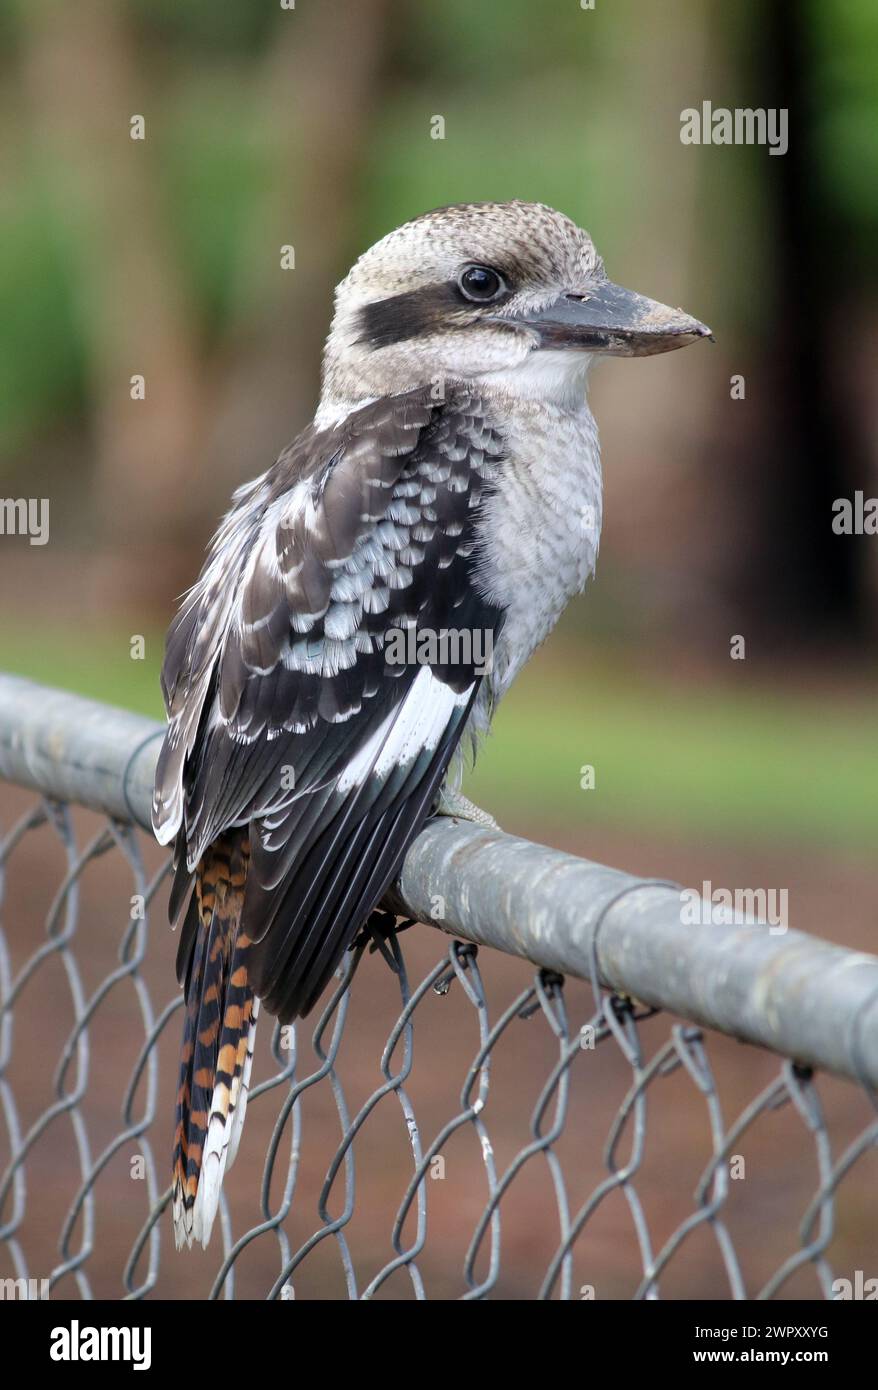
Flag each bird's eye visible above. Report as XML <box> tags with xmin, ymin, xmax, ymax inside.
<box><xmin>457</xmin><ymin>264</ymin><xmax>506</xmax><ymax>303</ymax></box>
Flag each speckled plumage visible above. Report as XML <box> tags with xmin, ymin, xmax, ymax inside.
<box><xmin>155</xmin><ymin>200</ymin><xmax>707</xmax><ymax>1248</ymax></box>
<box><xmin>466</xmin><ymin>392</ymin><xmax>601</xmax><ymax>756</ymax></box>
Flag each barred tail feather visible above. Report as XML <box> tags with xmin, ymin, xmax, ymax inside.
<box><xmin>227</xmin><ymin>996</ymin><xmax>259</xmax><ymax>1171</ymax></box>
<box><xmin>172</xmin><ymin>832</ymin><xmax>257</xmax><ymax>1250</ymax></box>
<box><xmin>191</xmin><ymin>986</ymin><xmax>258</xmax><ymax>1247</ymax></box>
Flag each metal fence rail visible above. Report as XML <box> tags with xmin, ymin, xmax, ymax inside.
<box><xmin>0</xmin><ymin>673</ymin><xmax>876</xmax><ymax>1300</ymax></box>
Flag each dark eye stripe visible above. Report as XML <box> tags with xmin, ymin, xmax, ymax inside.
<box><xmin>358</xmin><ymin>280</ymin><xmax>513</xmax><ymax>349</ymax></box>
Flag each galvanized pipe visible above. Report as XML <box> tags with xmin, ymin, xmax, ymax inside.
<box><xmin>1</xmin><ymin>673</ymin><xmax>876</xmax><ymax>1087</ymax></box>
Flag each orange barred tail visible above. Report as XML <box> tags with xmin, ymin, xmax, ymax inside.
<box><xmin>172</xmin><ymin>831</ymin><xmax>258</xmax><ymax>1250</ymax></box>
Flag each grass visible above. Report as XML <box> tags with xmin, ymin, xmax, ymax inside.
<box><xmin>2</xmin><ymin>627</ymin><xmax>167</xmax><ymax>720</ymax></box>
<box><xmin>465</xmin><ymin>654</ymin><xmax>878</xmax><ymax>850</ymax></box>
<box><xmin>3</xmin><ymin>625</ymin><xmax>875</xmax><ymax>850</ymax></box>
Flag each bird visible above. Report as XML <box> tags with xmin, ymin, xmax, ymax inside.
<box><xmin>152</xmin><ymin>199</ymin><xmax>710</xmax><ymax>1249</ymax></box>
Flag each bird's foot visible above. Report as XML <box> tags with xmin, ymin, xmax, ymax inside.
<box><xmin>352</xmin><ymin>908</ymin><xmax>417</xmax><ymax>971</ymax></box>
<box><xmin>434</xmin><ymin>788</ymin><xmax>500</xmax><ymax>830</ymax></box>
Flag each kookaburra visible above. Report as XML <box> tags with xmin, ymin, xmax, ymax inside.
<box><xmin>153</xmin><ymin>200</ymin><xmax>710</xmax><ymax>1248</ymax></box>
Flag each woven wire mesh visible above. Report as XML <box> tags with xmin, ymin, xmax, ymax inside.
<box><xmin>1</xmin><ymin>791</ymin><xmax>877</xmax><ymax>1301</ymax></box>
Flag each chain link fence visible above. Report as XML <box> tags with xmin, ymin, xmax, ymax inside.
<box><xmin>0</xmin><ymin>674</ymin><xmax>876</xmax><ymax>1300</ymax></box>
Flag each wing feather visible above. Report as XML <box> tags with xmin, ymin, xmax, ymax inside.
<box><xmin>155</xmin><ymin>385</ymin><xmax>505</xmax><ymax>1020</ymax></box>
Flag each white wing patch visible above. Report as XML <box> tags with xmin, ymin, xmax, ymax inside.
<box><xmin>337</xmin><ymin>666</ymin><xmax>472</xmax><ymax>793</ymax></box>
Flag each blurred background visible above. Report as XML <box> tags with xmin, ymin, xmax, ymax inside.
<box><xmin>1</xmin><ymin>0</ymin><xmax>877</xmax><ymax>1298</ymax></box>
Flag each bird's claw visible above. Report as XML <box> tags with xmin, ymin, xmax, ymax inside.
<box><xmin>434</xmin><ymin>788</ymin><xmax>500</xmax><ymax>830</ymax></box>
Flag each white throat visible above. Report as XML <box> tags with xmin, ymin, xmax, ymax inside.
<box><xmin>474</xmin><ymin>348</ymin><xmax>593</xmax><ymax>410</ymax></box>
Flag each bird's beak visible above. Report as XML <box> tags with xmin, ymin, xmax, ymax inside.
<box><xmin>504</xmin><ymin>279</ymin><xmax>713</xmax><ymax>357</ymax></box>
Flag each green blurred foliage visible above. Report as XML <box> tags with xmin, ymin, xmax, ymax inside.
<box><xmin>127</xmin><ymin>0</ymin><xmax>277</xmax><ymax>55</ymax></box>
<box><xmin>810</xmin><ymin>0</ymin><xmax>878</xmax><ymax>256</ymax></box>
<box><xmin>159</xmin><ymin>83</ymin><xmax>278</xmax><ymax>338</ymax></box>
<box><xmin>2</xmin><ymin>0</ymin><xmax>876</xmax><ymax>458</ymax></box>
<box><xmin>0</xmin><ymin>179</ymin><xmax>87</xmax><ymax>454</ymax></box>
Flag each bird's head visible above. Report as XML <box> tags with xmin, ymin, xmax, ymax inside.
<box><xmin>319</xmin><ymin>200</ymin><xmax>711</xmax><ymax>414</ymax></box>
